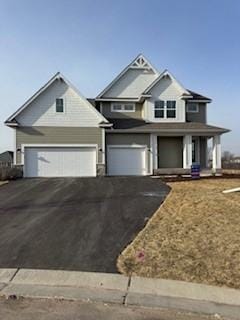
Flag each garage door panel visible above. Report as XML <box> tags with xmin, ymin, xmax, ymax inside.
<box><xmin>107</xmin><ymin>146</ymin><xmax>147</xmax><ymax>176</ymax></box>
<box><xmin>24</xmin><ymin>147</ymin><xmax>96</xmax><ymax>177</ymax></box>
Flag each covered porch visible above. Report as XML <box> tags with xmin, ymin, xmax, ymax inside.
<box><xmin>151</xmin><ymin>134</ymin><xmax>222</xmax><ymax>175</ymax></box>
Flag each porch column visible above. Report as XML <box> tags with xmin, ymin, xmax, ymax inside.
<box><xmin>183</xmin><ymin>135</ymin><xmax>192</xmax><ymax>169</ymax></box>
<box><xmin>212</xmin><ymin>135</ymin><xmax>221</xmax><ymax>172</ymax></box>
<box><xmin>150</xmin><ymin>134</ymin><xmax>158</xmax><ymax>173</ymax></box>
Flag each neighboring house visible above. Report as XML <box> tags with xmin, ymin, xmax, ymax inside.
<box><xmin>0</xmin><ymin>151</ymin><xmax>13</xmax><ymax>165</ymax></box>
<box><xmin>229</xmin><ymin>157</ymin><xmax>240</xmax><ymax>164</ymax></box>
<box><xmin>5</xmin><ymin>54</ymin><xmax>230</xmax><ymax>177</ymax></box>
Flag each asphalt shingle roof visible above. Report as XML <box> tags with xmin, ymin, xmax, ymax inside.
<box><xmin>106</xmin><ymin>119</ymin><xmax>229</xmax><ymax>134</ymax></box>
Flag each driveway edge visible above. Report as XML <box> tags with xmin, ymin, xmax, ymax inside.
<box><xmin>0</xmin><ymin>268</ymin><xmax>240</xmax><ymax>319</ymax></box>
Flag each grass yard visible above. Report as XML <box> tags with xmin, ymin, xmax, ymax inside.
<box><xmin>117</xmin><ymin>179</ymin><xmax>240</xmax><ymax>289</ymax></box>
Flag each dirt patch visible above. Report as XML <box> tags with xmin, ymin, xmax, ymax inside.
<box><xmin>117</xmin><ymin>179</ymin><xmax>240</xmax><ymax>289</ymax></box>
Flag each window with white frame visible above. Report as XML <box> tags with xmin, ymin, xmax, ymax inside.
<box><xmin>154</xmin><ymin>100</ymin><xmax>164</xmax><ymax>118</ymax></box>
<box><xmin>111</xmin><ymin>103</ymin><xmax>135</xmax><ymax>112</ymax></box>
<box><xmin>166</xmin><ymin>100</ymin><xmax>176</xmax><ymax>118</ymax></box>
<box><xmin>154</xmin><ymin>100</ymin><xmax>176</xmax><ymax>118</ymax></box>
<box><xmin>187</xmin><ymin>103</ymin><xmax>199</xmax><ymax>113</ymax></box>
<box><xmin>56</xmin><ymin>98</ymin><xmax>64</xmax><ymax>113</ymax></box>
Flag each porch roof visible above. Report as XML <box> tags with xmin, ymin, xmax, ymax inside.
<box><xmin>106</xmin><ymin>119</ymin><xmax>230</xmax><ymax>135</ymax></box>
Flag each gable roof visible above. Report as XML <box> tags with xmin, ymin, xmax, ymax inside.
<box><xmin>96</xmin><ymin>54</ymin><xmax>159</xmax><ymax>99</ymax></box>
<box><xmin>107</xmin><ymin>118</ymin><xmax>230</xmax><ymax>134</ymax></box>
<box><xmin>186</xmin><ymin>90</ymin><xmax>212</xmax><ymax>102</ymax></box>
<box><xmin>5</xmin><ymin>73</ymin><xmax>108</xmax><ymax>126</ymax></box>
<box><xmin>143</xmin><ymin>69</ymin><xmax>191</xmax><ymax>96</ymax></box>
<box><xmin>97</xmin><ymin>54</ymin><xmax>212</xmax><ymax>102</ymax></box>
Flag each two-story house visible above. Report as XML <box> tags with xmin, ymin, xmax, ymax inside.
<box><xmin>5</xmin><ymin>54</ymin><xmax>229</xmax><ymax>177</ymax></box>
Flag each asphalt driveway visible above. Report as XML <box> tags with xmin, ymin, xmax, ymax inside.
<box><xmin>0</xmin><ymin>177</ymin><xmax>169</xmax><ymax>273</ymax></box>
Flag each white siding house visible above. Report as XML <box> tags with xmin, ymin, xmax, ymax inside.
<box><xmin>143</xmin><ymin>76</ymin><xmax>186</xmax><ymax>122</ymax></box>
<box><xmin>16</xmin><ymin>79</ymin><xmax>103</xmax><ymax>127</ymax></box>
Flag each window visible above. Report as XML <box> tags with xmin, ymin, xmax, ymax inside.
<box><xmin>56</xmin><ymin>98</ymin><xmax>64</xmax><ymax>113</ymax></box>
<box><xmin>166</xmin><ymin>100</ymin><xmax>176</xmax><ymax>118</ymax></box>
<box><xmin>124</xmin><ymin>104</ymin><xmax>135</xmax><ymax>111</ymax></box>
<box><xmin>154</xmin><ymin>100</ymin><xmax>176</xmax><ymax>118</ymax></box>
<box><xmin>111</xmin><ymin>103</ymin><xmax>135</xmax><ymax>112</ymax></box>
<box><xmin>154</xmin><ymin>100</ymin><xmax>164</xmax><ymax>118</ymax></box>
<box><xmin>187</xmin><ymin>103</ymin><xmax>199</xmax><ymax>113</ymax></box>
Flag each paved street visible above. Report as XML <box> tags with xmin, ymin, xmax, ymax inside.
<box><xmin>0</xmin><ymin>298</ymin><xmax>225</xmax><ymax>320</ymax></box>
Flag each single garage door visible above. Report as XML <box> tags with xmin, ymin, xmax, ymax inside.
<box><xmin>24</xmin><ymin>146</ymin><xmax>97</xmax><ymax>177</ymax></box>
<box><xmin>107</xmin><ymin>146</ymin><xmax>147</xmax><ymax>176</ymax></box>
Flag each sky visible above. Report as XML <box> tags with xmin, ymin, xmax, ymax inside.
<box><xmin>0</xmin><ymin>0</ymin><xmax>239</xmax><ymax>155</ymax></box>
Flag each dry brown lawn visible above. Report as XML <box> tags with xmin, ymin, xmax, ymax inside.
<box><xmin>117</xmin><ymin>179</ymin><xmax>240</xmax><ymax>289</ymax></box>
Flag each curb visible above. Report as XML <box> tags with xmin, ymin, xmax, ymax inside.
<box><xmin>0</xmin><ymin>268</ymin><xmax>240</xmax><ymax>319</ymax></box>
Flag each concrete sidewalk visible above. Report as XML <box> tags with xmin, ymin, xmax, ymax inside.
<box><xmin>0</xmin><ymin>268</ymin><xmax>240</xmax><ymax>319</ymax></box>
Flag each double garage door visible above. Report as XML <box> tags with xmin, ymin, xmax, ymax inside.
<box><xmin>23</xmin><ymin>145</ymin><xmax>148</xmax><ymax>177</ymax></box>
<box><xmin>24</xmin><ymin>146</ymin><xmax>97</xmax><ymax>177</ymax></box>
<box><xmin>107</xmin><ymin>146</ymin><xmax>147</xmax><ymax>176</ymax></box>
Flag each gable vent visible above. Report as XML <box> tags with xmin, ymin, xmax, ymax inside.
<box><xmin>131</xmin><ymin>56</ymin><xmax>152</xmax><ymax>70</ymax></box>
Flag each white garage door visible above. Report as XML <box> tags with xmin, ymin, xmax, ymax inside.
<box><xmin>107</xmin><ymin>146</ymin><xmax>147</xmax><ymax>176</ymax></box>
<box><xmin>24</xmin><ymin>146</ymin><xmax>97</xmax><ymax>177</ymax></box>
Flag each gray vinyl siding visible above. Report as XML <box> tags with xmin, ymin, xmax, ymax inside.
<box><xmin>16</xmin><ymin>126</ymin><xmax>103</xmax><ymax>164</ymax></box>
<box><xmin>158</xmin><ymin>137</ymin><xmax>183</xmax><ymax>168</ymax></box>
<box><xmin>106</xmin><ymin>133</ymin><xmax>151</xmax><ymax>173</ymax></box>
<box><xmin>200</xmin><ymin>137</ymin><xmax>207</xmax><ymax>168</ymax></box>
<box><xmin>101</xmin><ymin>102</ymin><xmax>143</xmax><ymax>119</ymax></box>
<box><xmin>186</xmin><ymin>103</ymin><xmax>207</xmax><ymax>123</ymax></box>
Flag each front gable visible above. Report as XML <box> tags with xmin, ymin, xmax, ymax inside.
<box><xmin>149</xmin><ymin>74</ymin><xmax>186</xmax><ymax>99</ymax></box>
<box><xmin>97</xmin><ymin>54</ymin><xmax>159</xmax><ymax>99</ymax></box>
<box><xmin>6</xmin><ymin>74</ymin><xmax>107</xmax><ymax>127</ymax></box>
<box><xmin>144</xmin><ymin>75</ymin><xmax>187</xmax><ymax>122</ymax></box>
<box><xmin>102</xmin><ymin>68</ymin><xmax>157</xmax><ymax>98</ymax></box>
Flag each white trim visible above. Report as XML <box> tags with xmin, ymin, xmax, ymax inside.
<box><xmin>107</xmin><ymin>144</ymin><xmax>147</xmax><ymax>149</ymax></box>
<box><xmin>212</xmin><ymin>135</ymin><xmax>221</xmax><ymax>171</ymax></box>
<box><xmin>100</xmin><ymin>102</ymin><xmax>103</xmax><ymax>114</ymax></box>
<box><xmin>96</xmin><ymin>98</ymin><xmax>140</xmax><ymax>102</ymax></box>
<box><xmin>13</xmin><ymin>129</ymin><xmax>17</xmax><ymax>165</ymax></box>
<box><xmin>99</xmin><ymin>123</ymin><xmax>113</xmax><ymax>128</ymax></box>
<box><xmin>102</xmin><ymin>129</ymin><xmax>105</xmax><ymax>165</ymax></box>
<box><xmin>21</xmin><ymin>143</ymin><xmax>98</xmax><ymax>166</ymax></box>
<box><xmin>183</xmin><ymin>135</ymin><xmax>192</xmax><ymax>169</ymax></box>
<box><xmin>6</xmin><ymin>73</ymin><xmax>108</xmax><ymax>124</ymax></box>
<box><xmin>150</xmin><ymin>134</ymin><xmax>157</xmax><ymax>172</ymax></box>
<box><xmin>187</xmin><ymin>103</ymin><xmax>199</xmax><ymax>113</ymax></box>
<box><xmin>111</xmin><ymin>102</ymin><xmax>136</xmax><ymax>113</ymax></box>
<box><xmin>5</xmin><ymin>122</ymin><xmax>19</xmax><ymax>127</ymax></box>
<box><xmin>143</xmin><ymin>70</ymin><xmax>191</xmax><ymax>96</ymax></box>
<box><xmin>107</xmin><ymin>144</ymin><xmax>149</xmax><ymax>176</ymax></box>
<box><xmin>96</xmin><ymin>54</ymin><xmax>159</xmax><ymax>98</ymax></box>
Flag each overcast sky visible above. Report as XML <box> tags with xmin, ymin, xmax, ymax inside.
<box><xmin>0</xmin><ymin>0</ymin><xmax>239</xmax><ymax>155</ymax></box>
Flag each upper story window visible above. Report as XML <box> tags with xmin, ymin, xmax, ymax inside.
<box><xmin>166</xmin><ymin>101</ymin><xmax>176</xmax><ymax>118</ymax></box>
<box><xmin>154</xmin><ymin>100</ymin><xmax>176</xmax><ymax>118</ymax></box>
<box><xmin>154</xmin><ymin>100</ymin><xmax>164</xmax><ymax>118</ymax></box>
<box><xmin>56</xmin><ymin>98</ymin><xmax>64</xmax><ymax>113</ymax></box>
<box><xmin>111</xmin><ymin>103</ymin><xmax>135</xmax><ymax>112</ymax></box>
<box><xmin>187</xmin><ymin>103</ymin><xmax>199</xmax><ymax>113</ymax></box>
